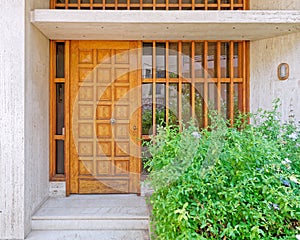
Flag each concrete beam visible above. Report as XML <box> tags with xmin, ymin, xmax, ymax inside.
<box><xmin>31</xmin><ymin>10</ymin><xmax>300</xmax><ymax>40</ymax></box>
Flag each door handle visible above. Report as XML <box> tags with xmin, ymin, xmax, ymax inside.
<box><xmin>110</xmin><ymin>118</ymin><xmax>116</xmax><ymax>124</ymax></box>
<box><xmin>133</xmin><ymin>125</ymin><xmax>137</xmax><ymax>130</ymax></box>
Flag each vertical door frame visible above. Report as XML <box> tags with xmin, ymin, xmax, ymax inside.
<box><xmin>49</xmin><ymin>40</ymin><xmax>70</xmax><ymax>196</ymax></box>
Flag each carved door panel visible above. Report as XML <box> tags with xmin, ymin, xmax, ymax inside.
<box><xmin>70</xmin><ymin>41</ymin><xmax>141</xmax><ymax>194</ymax></box>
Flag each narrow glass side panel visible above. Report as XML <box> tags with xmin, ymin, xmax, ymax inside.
<box><xmin>169</xmin><ymin>84</ymin><xmax>179</xmax><ymax>125</ymax></box>
<box><xmin>221</xmin><ymin>83</ymin><xmax>230</xmax><ymax>120</ymax></box>
<box><xmin>169</xmin><ymin>43</ymin><xmax>178</xmax><ymax>78</ymax></box>
<box><xmin>56</xmin><ymin>140</ymin><xmax>65</xmax><ymax>174</ymax></box>
<box><xmin>142</xmin><ymin>43</ymin><xmax>153</xmax><ymax>78</ymax></box>
<box><xmin>156</xmin><ymin>43</ymin><xmax>166</xmax><ymax>78</ymax></box>
<box><xmin>156</xmin><ymin>83</ymin><xmax>166</xmax><ymax>127</ymax></box>
<box><xmin>234</xmin><ymin>42</ymin><xmax>241</xmax><ymax>78</ymax></box>
<box><xmin>195</xmin><ymin>83</ymin><xmax>204</xmax><ymax>128</ymax></box>
<box><xmin>208</xmin><ymin>83</ymin><xmax>218</xmax><ymax>111</ymax></box>
<box><xmin>56</xmin><ymin>42</ymin><xmax>65</xmax><ymax>78</ymax></box>
<box><xmin>56</xmin><ymin>83</ymin><xmax>65</xmax><ymax>135</ymax></box>
<box><xmin>234</xmin><ymin>83</ymin><xmax>243</xmax><ymax>120</ymax></box>
<box><xmin>195</xmin><ymin>42</ymin><xmax>204</xmax><ymax>78</ymax></box>
<box><xmin>207</xmin><ymin>42</ymin><xmax>217</xmax><ymax>78</ymax></box>
<box><xmin>142</xmin><ymin>83</ymin><xmax>153</xmax><ymax>135</ymax></box>
<box><xmin>221</xmin><ymin>42</ymin><xmax>230</xmax><ymax>78</ymax></box>
<box><xmin>182</xmin><ymin>83</ymin><xmax>191</xmax><ymax>124</ymax></box>
<box><xmin>182</xmin><ymin>43</ymin><xmax>191</xmax><ymax>79</ymax></box>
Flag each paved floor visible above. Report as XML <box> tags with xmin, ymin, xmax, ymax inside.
<box><xmin>26</xmin><ymin>194</ymin><xmax>150</xmax><ymax>240</ymax></box>
<box><xmin>26</xmin><ymin>230</ymin><xmax>150</xmax><ymax>240</ymax></box>
<box><xmin>32</xmin><ymin>194</ymin><xmax>149</xmax><ymax>219</ymax></box>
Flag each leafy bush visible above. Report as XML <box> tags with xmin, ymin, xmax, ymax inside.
<box><xmin>145</xmin><ymin>101</ymin><xmax>300</xmax><ymax>239</ymax></box>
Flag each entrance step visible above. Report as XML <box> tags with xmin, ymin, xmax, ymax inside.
<box><xmin>26</xmin><ymin>230</ymin><xmax>150</xmax><ymax>240</ymax></box>
<box><xmin>29</xmin><ymin>195</ymin><xmax>150</xmax><ymax>239</ymax></box>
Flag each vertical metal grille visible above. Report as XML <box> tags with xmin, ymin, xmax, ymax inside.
<box><xmin>141</xmin><ymin>40</ymin><xmax>248</xmax><ymax>138</ymax></box>
<box><xmin>51</xmin><ymin>0</ymin><xmax>248</xmax><ymax>10</ymax></box>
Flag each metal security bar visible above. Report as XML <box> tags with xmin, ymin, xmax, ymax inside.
<box><xmin>51</xmin><ymin>0</ymin><xmax>248</xmax><ymax>10</ymax></box>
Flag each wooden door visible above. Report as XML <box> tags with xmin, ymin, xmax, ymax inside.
<box><xmin>70</xmin><ymin>41</ymin><xmax>141</xmax><ymax>194</ymax></box>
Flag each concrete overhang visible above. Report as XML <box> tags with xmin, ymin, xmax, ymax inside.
<box><xmin>31</xmin><ymin>10</ymin><xmax>300</xmax><ymax>41</ymax></box>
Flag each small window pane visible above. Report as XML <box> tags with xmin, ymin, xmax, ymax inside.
<box><xmin>156</xmin><ymin>84</ymin><xmax>166</xmax><ymax>127</ymax></box>
<box><xmin>156</xmin><ymin>0</ymin><xmax>166</xmax><ymax>5</ymax></box>
<box><xmin>156</xmin><ymin>43</ymin><xmax>166</xmax><ymax>78</ymax></box>
<box><xmin>142</xmin><ymin>43</ymin><xmax>153</xmax><ymax>78</ymax></box>
<box><xmin>195</xmin><ymin>42</ymin><xmax>204</xmax><ymax>78</ymax></box>
<box><xmin>234</xmin><ymin>83</ymin><xmax>242</xmax><ymax>119</ymax></box>
<box><xmin>234</xmin><ymin>42</ymin><xmax>241</xmax><ymax>78</ymax></box>
<box><xmin>56</xmin><ymin>84</ymin><xmax>65</xmax><ymax>135</ymax></box>
<box><xmin>169</xmin><ymin>84</ymin><xmax>178</xmax><ymax>125</ymax></box>
<box><xmin>207</xmin><ymin>42</ymin><xmax>217</xmax><ymax>78</ymax></box>
<box><xmin>56</xmin><ymin>43</ymin><xmax>65</xmax><ymax>78</ymax></box>
<box><xmin>221</xmin><ymin>83</ymin><xmax>230</xmax><ymax>119</ymax></box>
<box><xmin>195</xmin><ymin>83</ymin><xmax>204</xmax><ymax>128</ymax></box>
<box><xmin>56</xmin><ymin>140</ymin><xmax>64</xmax><ymax>174</ymax></box>
<box><xmin>142</xmin><ymin>84</ymin><xmax>153</xmax><ymax>135</ymax></box>
<box><xmin>208</xmin><ymin>83</ymin><xmax>218</xmax><ymax>110</ymax></box>
<box><xmin>182</xmin><ymin>83</ymin><xmax>191</xmax><ymax>123</ymax></box>
<box><xmin>169</xmin><ymin>43</ymin><xmax>178</xmax><ymax>78</ymax></box>
<box><xmin>182</xmin><ymin>43</ymin><xmax>191</xmax><ymax>78</ymax></box>
<box><xmin>221</xmin><ymin>42</ymin><xmax>230</xmax><ymax>78</ymax></box>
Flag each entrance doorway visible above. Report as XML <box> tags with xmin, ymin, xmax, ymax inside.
<box><xmin>49</xmin><ymin>40</ymin><xmax>248</xmax><ymax>195</ymax></box>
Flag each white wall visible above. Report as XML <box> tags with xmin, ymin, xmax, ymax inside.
<box><xmin>24</xmin><ymin>0</ymin><xmax>50</xmax><ymax>237</ymax></box>
<box><xmin>250</xmin><ymin>32</ymin><xmax>300</xmax><ymax>121</ymax></box>
<box><xmin>250</xmin><ymin>1</ymin><xmax>300</xmax><ymax>122</ymax></box>
<box><xmin>250</xmin><ymin>0</ymin><xmax>300</xmax><ymax>10</ymax></box>
<box><xmin>0</xmin><ymin>0</ymin><xmax>49</xmax><ymax>238</ymax></box>
<box><xmin>0</xmin><ymin>1</ymin><xmax>25</xmax><ymax>239</ymax></box>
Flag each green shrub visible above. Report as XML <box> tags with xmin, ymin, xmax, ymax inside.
<box><xmin>145</xmin><ymin>101</ymin><xmax>300</xmax><ymax>239</ymax></box>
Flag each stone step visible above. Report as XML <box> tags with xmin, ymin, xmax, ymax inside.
<box><xmin>31</xmin><ymin>218</ymin><xmax>149</xmax><ymax>230</ymax></box>
<box><xmin>31</xmin><ymin>194</ymin><xmax>150</xmax><ymax>232</ymax></box>
<box><xmin>26</xmin><ymin>230</ymin><xmax>150</xmax><ymax>240</ymax></box>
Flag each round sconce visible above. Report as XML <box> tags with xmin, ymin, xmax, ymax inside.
<box><xmin>278</xmin><ymin>63</ymin><xmax>289</xmax><ymax>81</ymax></box>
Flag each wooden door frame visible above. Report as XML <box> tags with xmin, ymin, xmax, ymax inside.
<box><xmin>50</xmin><ymin>40</ymin><xmax>143</xmax><ymax>195</ymax></box>
<box><xmin>49</xmin><ymin>40</ymin><xmax>71</xmax><ymax>195</ymax></box>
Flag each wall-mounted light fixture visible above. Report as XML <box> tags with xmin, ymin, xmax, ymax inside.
<box><xmin>277</xmin><ymin>63</ymin><xmax>289</xmax><ymax>81</ymax></box>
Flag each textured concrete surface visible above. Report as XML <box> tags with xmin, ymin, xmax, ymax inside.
<box><xmin>30</xmin><ymin>10</ymin><xmax>300</xmax><ymax>41</ymax></box>
<box><xmin>28</xmin><ymin>195</ymin><xmax>150</xmax><ymax>239</ymax></box>
<box><xmin>251</xmin><ymin>0</ymin><xmax>300</xmax><ymax>10</ymax></box>
<box><xmin>26</xmin><ymin>230</ymin><xmax>150</xmax><ymax>240</ymax></box>
<box><xmin>32</xmin><ymin>195</ymin><xmax>149</xmax><ymax>220</ymax></box>
<box><xmin>250</xmin><ymin>32</ymin><xmax>300</xmax><ymax>121</ymax></box>
<box><xmin>0</xmin><ymin>1</ymin><xmax>26</xmax><ymax>239</ymax></box>
<box><xmin>25</xmin><ymin>0</ymin><xmax>50</xmax><ymax>236</ymax></box>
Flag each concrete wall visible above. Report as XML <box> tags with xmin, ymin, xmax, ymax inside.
<box><xmin>250</xmin><ymin>0</ymin><xmax>300</xmax><ymax>123</ymax></box>
<box><xmin>0</xmin><ymin>1</ymin><xmax>25</xmax><ymax>239</ymax></box>
<box><xmin>250</xmin><ymin>0</ymin><xmax>300</xmax><ymax>10</ymax></box>
<box><xmin>0</xmin><ymin>0</ymin><xmax>49</xmax><ymax>238</ymax></box>
<box><xmin>250</xmin><ymin>32</ymin><xmax>300</xmax><ymax>121</ymax></box>
<box><xmin>24</xmin><ymin>0</ymin><xmax>50</xmax><ymax>237</ymax></box>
